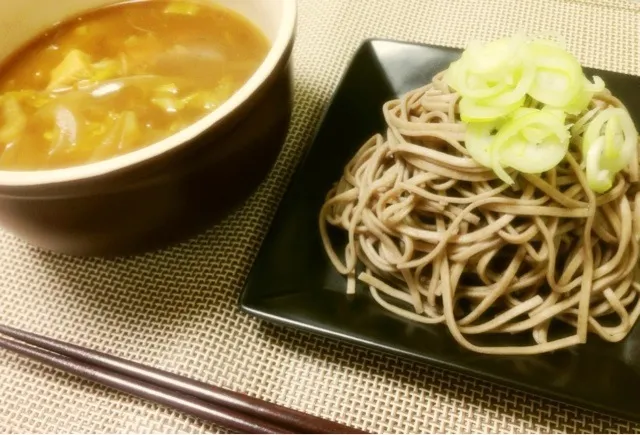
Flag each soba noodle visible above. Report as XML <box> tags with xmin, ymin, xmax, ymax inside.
<box><xmin>319</xmin><ymin>71</ymin><xmax>640</xmax><ymax>355</ymax></box>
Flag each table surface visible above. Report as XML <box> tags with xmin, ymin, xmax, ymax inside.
<box><xmin>2</xmin><ymin>0</ymin><xmax>640</xmax><ymax>433</ymax></box>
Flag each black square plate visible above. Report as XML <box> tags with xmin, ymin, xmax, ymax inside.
<box><xmin>241</xmin><ymin>39</ymin><xmax>640</xmax><ymax>422</ymax></box>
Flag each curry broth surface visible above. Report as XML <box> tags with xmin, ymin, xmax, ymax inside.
<box><xmin>0</xmin><ymin>0</ymin><xmax>269</xmax><ymax>170</ymax></box>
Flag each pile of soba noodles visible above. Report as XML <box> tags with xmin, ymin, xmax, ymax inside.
<box><xmin>319</xmin><ymin>35</ymin><xmax>640</xmax><ymax>355</ymax></box>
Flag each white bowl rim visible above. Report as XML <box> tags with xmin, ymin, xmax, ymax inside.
<box><xmin>0</xmin><ymin>0</ymin><xmax>297</xmax><ymax>187</ymax></box>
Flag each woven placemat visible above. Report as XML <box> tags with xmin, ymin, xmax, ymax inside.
<box><xmin>1</xmin><ymin>0</ymin><xmax>639</xmax><ymax>432</ymax></box>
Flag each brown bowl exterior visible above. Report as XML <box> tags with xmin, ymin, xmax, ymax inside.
<box><xmin>0</xmin><ymin>60</ymin><xmax>293</xmax><ymax>256</ymax></box>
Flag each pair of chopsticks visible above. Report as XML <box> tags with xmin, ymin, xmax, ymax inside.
<box><xmin>0</xmin><ymin>324</ymin><xmax>366</xmax><ymax>434</ymax></box>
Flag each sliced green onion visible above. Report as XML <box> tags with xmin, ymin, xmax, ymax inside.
<box><xmin>446</xmin><ymin>61</ymin><xmax>509</xmax><ymax>100</ymax></box>
<box><xmin>582</xmin><ymin>107</ymin><xmax>638</xmax><ymax>192</ymax></box>
<box><xmin>445</xmin><ymin>34</ymin><xmax>639</xmax><ymax>193</ymax></box>
<box><xmin>476</xmin><ymin>57</ymin><xmax>535</xmax><ymax>108</ymax></box>
<box><xmin>584</xmin><ymin>75</ymin><xmax>605</xmax><ymax>93</ymax></box>
<box><xmin>527</xmin><ymin>40</ymin><xmax>582</xmax><ymax>107</ymax></box>
<box><xmin>464</xmin><ymin>121</ymin><xmax>499</xmax><ymax>167</ymax></box>
<box><xmin>603</xmin><ymin>113</ymin><xmax>621</xmax><ymax>159</ymax></box>
<box><xmin>463</xmin><ymin>35</ymin><xmax>526</xmax><ymax>75</ymax></box>
<box><xmin>561</xmin><ymin>76</ymin><xmax>605</xmax><ymax>115</ymax></box>
<box><xmin>585</xmin><ymin>137</ymin><xmax>613</xmax><ymax>193</ymax></box>
<box><xmin>493</xmin><ymin>110</ymin><xmax>570</xmax><ymax>182</ymax></box>
<box><xmin>446</xmin><ymin>35</ymin><xmax>532</xmax><ymax>121</ymax></box>
<box><xmin>459</xmin><ymin>95</ymin><xmax>524</xmax><ymax>123</ymax></box>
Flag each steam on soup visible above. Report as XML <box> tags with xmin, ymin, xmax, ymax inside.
<box><xmin>0</xmin><ymin>0</ymin><xmax>270</xmax><ymax>170</ymax></box>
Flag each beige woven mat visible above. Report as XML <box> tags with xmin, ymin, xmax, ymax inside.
<box><xmin>1</xmin><ymin>0</ymin><xmax>640</xmax><ymax>433</ymax></box>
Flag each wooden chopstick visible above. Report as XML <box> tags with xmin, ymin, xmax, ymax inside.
<box><xmin>0</xmin><ymin>336</ymin><xmax>289</xmax><ymax>433</ymax></box>
<box><xmin>0</xmin><ymin>324</ymin><xmax>366</xmax><ymax>434</ymax></box>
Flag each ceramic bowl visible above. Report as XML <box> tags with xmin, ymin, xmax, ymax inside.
<box><xmin>0</xmin><ymin>0</ymin><xmax>296</xmax><ymax>256</ymax></box>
